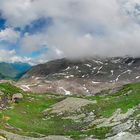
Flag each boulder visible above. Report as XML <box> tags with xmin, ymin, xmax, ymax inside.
<box><xmin>105</xmin><ymin>132</ymin><xmax>140</xmax><ymax>140</ymax></box>
<box><xmin>12</xmin><ymin>93</ymin><xmax>23</xmax><ymax>103</ymax></box>
<box><xmin>0</xmin><ymin>136</ymin><xmax>6</xmax><ymax>140</ymax></box>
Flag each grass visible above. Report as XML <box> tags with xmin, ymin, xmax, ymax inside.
<box><xmin>0</xmin><ymin>93</ymin><xmax>66</xmax><ymax>136</ymax></box>
<box><xmin>66</xmin><ymin>127</ymin><xmax>111</xmax><ymax>139</ymax></box>
<box><xmin>83</xmin><ymin>83</ymin><xmax>140</xmax><ymax>118</ymax></box>
<box><xmin>0</xmin><ymin>82</ymin><xmax>140</xmax><ymax>139</ymax></box>
<box><xmin>0</xmin><ymin>82</ymin><xmax>22</xmax><ymax>95</ymax></box>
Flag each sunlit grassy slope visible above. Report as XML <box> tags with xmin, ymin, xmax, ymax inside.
<box><xmin>0</xmin><ymin>82</ymin><xmax>139</xmax><ymax>139</ymax></box>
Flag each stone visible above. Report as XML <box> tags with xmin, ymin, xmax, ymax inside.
<box><xmin>12</xmin><ymin>93</ymin><xmax>23</xmax><ymax>103</ymax></box>
<box><xmin>111</xmin><ymin>120</ymin><xmax>133</xmax><ymax>135</ymax></box>
<box><xmin>105</xmin><ymin>132</ymin><xmax>140</xmax><ymax>140</ymax></box>
<box><xmin>0</xmin><ymin>136</ymin><xmax>6</xmax><ymax>140</ymax></box>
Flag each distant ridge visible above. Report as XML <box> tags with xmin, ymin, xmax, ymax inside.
<box><xmin>0</xmin><ymin>62</ymin><xmax>31</xmax><ymax>80</ymax></box>
<box><xmin>19</xmin><ymin>57</ymin><xmax>140</xmax><ymax>95</ymax></box>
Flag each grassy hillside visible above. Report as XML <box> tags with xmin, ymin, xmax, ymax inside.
<box><xmin>0</xmin><ymin>63</ymin><xmax>17</xmax><ymax>78</ymax></box>
<box><xmin>0</xmin><ymin>62</ymin><xmax>31</xmax><ymax>80</ymax></box>
<box><xmin>0</xmin><ymin>82</ymin><xmax>139</xmax><ymax>139</ymax></box>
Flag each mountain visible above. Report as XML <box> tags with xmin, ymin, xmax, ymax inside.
<box><xmin>1</xmin><ymin>57</ymin><xmax>140</xmax><ymax>140</ymax></box>
<box><xmin>19</xmin><ymin>57</ymin><xmax>140</xmax><ymax>95</ymax></box>
<box><xmin>0</xmin><ymin>62</ymin><xmax>31</xmax><ymax>80</ymax></box>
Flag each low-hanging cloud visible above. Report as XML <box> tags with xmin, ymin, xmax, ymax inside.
<box><xmin>0</xmin><ymin>49</ymin><xmax>34</xmax><ymax>64</ymax></box>
<box><xmin>1</xmin><ymin>0</ymin><xmax>140</xmax><ymax>63</ymax></box>
<box><xmin>0</xmin><ymin>28</ymin><xmax>20</xmax><ymax>43</ymax></box>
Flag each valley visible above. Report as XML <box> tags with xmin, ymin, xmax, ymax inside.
<box><xmin>0</xmin><ymin>82</ymin><xmax>140</xmax><ymax>140</ymax></box>
<box><xmin>0</xmin><ymin>57</ymin><xmax>140</xmax><ymax>139</ymax></box>
<box><xmin>1</xmin><ymin>0</ymin><xmax>140</xmax><ymax>139</ymax></box>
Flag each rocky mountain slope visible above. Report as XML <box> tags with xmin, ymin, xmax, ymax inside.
<box><xmin>19</xmin><ymin>57</ymin><xmax>140</xmax><ymax>95</ymax></box>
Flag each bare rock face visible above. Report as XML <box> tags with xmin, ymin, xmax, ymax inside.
<box><xmin>12</xmin><ymin>93</ymin><xmax>23</xmax><ymax>103</ymax></box>
<box><xmin>43</xmin><ymin>97</ymin><xmax>96</xmax><ymax>116</ymax></box>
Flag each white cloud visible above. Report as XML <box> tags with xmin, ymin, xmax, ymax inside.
<box><xmin>0</xmin><ymin>49</ymin><xmax>34</xmax><ymax>65</ymax></box>
<box><xmin>0</xmin><ymin>28</ymin><xmax>20</xmax><ymax>43</ymax></box>
<box><xmin>1</xmin><ymin>0</ymin><xmax>140</xmax><ymax>62</ymax></box>
<box><xmin>20</xmin><ymin>33</ymin><xmax>47</xmax><ymax>52</ymax></box>
<box><xmin>0</xmin><ymin>0</ymin><xmax>37</xmax><ymax>27</ymax></box>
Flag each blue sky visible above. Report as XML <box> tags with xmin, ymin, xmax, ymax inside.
<box><xmin>0</xmin><ymin>0</ymin><xmax>140</xmax><ymax>64</ymax></box>
<box><xmin>0</xmin><ymin>18</ymin><xmax>6</xmax><ymax>29</ymax></box>
<box><xmin>0</xmin><ymin>15</ymin><xmax>50</xmax><ymax>64</ymax></box>
<box><xmin>0</xmin><ymin>17</ymin><xmax>49</xmax><ymax>56</ymax></box>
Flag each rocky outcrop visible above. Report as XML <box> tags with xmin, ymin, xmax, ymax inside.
<box><xmin>43</xmin><ymin>97</ymin><xmax>96</xmax><ymax>116</ymax></box>
<box><xmin>105</xmin><ymin>132</ymin><xmax>140</xmax><ymax>140</ymax></box>
<box><xmin>0</xmin><ymin>136</ymin><xmax>6</xmax><ymax>140</ymax></box>
<box><xmin>0</xmin><ymin>130</ymin><xmax>72</xmax><ymax>140</ymax></box>
<box><xmin>89</xmin><ymin>108</ymin><xmax>135</xmax><ymax>128</ymax></box>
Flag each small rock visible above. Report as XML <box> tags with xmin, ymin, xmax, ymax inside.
<box><xmin>0</xmin><ymin>136</ymin><xmax>6</xmax><ymax>140</ymax></box>
<box><xmin>0</xmin><ymin>91</ymin><xmax>4</xmax><ymax>95</ymax></box>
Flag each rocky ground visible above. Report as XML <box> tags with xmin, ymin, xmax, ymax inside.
<box><xmin>17</xmin><ymin>57</ymin><xmax>140</xmax><ymax>96</ymax></box>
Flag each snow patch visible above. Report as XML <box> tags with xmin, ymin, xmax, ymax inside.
<box><xmin>83</xmin><ymin>84</ymin><xmax>90</xmax><ymax>93</ymax></box>
<box><xmin>111</xmin><ymin>70</ymin><xmax>114</xmax><ymax>76</ymax></box>
<box><xmin>59</xmin><ymin>87</ymin><xmax>71</xmax><ymax>95</ymax></box>
<box><xmin>96</xmin><ymin>66</ymin><xmax>103</xmax><ymax>74</ymax></box>
<box><xmin>75</xmin><ymin>66</ymin><xmax>79</xmax><ymax>69</ymax></box>
<box><xmin>136</xmin><ymin>76</ymin><xmax>140</xmax><ymax>79</ymax></box>
<box><xmin>128</xmin><ymin>60</ymin><xmax>135</xmax><ymax>66</ymax></box>
<box><xmin>115</xmin><ymin>70</ymin><xmax>132</xmax><ymax>82</ymax></box>
<box><xmin>92</xmin><ymin>81</ymin><xmax>101</xmax><ymax>84</ymax></box>
<box><xmin>35</xmin><ymin>77</ymin><xmax>41</xmax><ymax>80</ymax></box>
<box><xmin>111</xmin><ymin>58</ymin><xmax>121</xmax><ymax>64</ymax></box>
<box><xmin>93</xmin><ymin>67</ymin><xmax>97</xmax><ymax>70</ymax></box>
<box><xmin>84</xmin><ymin>64</ymin><xmax>92</xmax><ymax>67</ymax></box>
<box><xmin>92</xmin><ymin>60</ymin><xmax>103</xmax><ymax>64</ymax></box>
<box><xmin>21</xmin><ymin>85</ymin><xmax>30</xmax><ymax>91</ymax></box>
<box><xmin>64</xmin><ymin>67</ymin><xmax>70</xmax><ymax>71</ymax></box>
<box><xmin>65</xmin><ymin>75</ymin><xmax>74</xmax><ymax>79</ymax></box>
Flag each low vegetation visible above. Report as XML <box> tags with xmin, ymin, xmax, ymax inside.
<box><xmin>0</xmin><ymin>82</ymin><xmax>139</xmax><ymax>139</ymax></box>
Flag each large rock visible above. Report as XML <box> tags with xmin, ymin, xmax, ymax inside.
<box><xmin>105</xmin><ymin>132</ymin><xmax>140</xmax><ymax>140</ymax></box>
<box><xmin>0</xmin><ymin>129</ymin><xmax>72</xmax><ymax>140</ymax></box>
<box><xmin>12</xmin><ymin>93</ymin><xmax>23</xmax><ymax>103</ymax></box>
<box><xmin>0</xmin><ymin>136</ymin><xmax>6</xmax><ymax>140</ymax></box>
<box><xmin>111</xmin><ymin>120</ymin><xmax>134</xmax><ymax>135</ymax></box>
